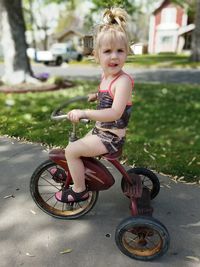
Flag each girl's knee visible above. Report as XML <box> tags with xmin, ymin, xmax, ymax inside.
<box><xmin>65</xmin><ymin>145</ymin><xmax>72</xmax><ymax>159</ymax></box>
<box><xmin>65</xmin><ymin>144</ymin><xmax>79</xmax><ymax>159</ymax></box>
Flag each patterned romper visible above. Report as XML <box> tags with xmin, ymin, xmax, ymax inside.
<box><xmin>92</xmin><ymin>72</ymin><xmax>134</xmax><ymax>154</ymax></box>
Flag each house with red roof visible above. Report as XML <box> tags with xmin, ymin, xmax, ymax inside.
<box><xmin>148</xmin><ymin>0</ymin><xmax>195</xmax><ymax>54</ymax></box>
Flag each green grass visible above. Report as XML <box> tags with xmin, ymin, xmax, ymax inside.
<box><xmin>0</xmin><ymin>80</ymin><xmax>200</xmax><ymax>182</ymax></box>
<box><xmin>80</xmin><ymin>53</ymin><xmax>200</xmax><ymax>68</ymax></box>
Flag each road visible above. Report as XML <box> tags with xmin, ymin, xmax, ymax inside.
<box><xmin>0</xmin><ymin>63</ymin><xmax>200</xmax><ymax>84</ymax></box>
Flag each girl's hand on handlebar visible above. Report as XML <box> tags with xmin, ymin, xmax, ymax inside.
<box><xmin>88</xmin><ymin>93</ymin><xmax>98</xmax><ymax>102</ymax></box>
<box><xmin>67</xmin><ymin>109</ymin><xmax>87</xmax><ymax>123</ymax></box>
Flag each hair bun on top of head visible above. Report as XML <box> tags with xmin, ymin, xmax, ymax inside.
<box><xmin>83</xmin><ymin>7</ymin><xmax>129</xmax><ymax>56</ymax></box>
<box><xmin>103</xmin><ymin>7</ymin><xmax>128</xmax><ymax>29</ymax></box>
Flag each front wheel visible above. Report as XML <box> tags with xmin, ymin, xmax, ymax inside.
<box><xmin>121</xmin><ymin>168</ymin><xmax>160</xmax><ymax>200</ymax></box>
<box><xmin>55</xmin><ymin>57</ymin><xmax>63</xmax><ymax>66</ymax></box>
<box><xmin>77</xmin><ymin>54</ymin><xmax>83</xmax><ymax>61</ymax></box>
<box><xmin>30</xmin><ymin>160</ymin><xmax>98</xmax><ymax>219</ymax></box>
<box><xmin>115</xmin><ymin>216</ymin><xmax>170</xmax><ymax>261</ymax></box>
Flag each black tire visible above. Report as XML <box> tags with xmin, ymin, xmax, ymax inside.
<box><xmin>30</xmin><ymin>160</ymin><xmax>99</xmax><ymax>219</ymax></box>
<box><xmin>115</xmin><ymin>216</ymin><xmax>170</xmax><ymax>261</ymax></box>
<box><xmin>55</xmin><ymin>57</ymin><xmax>63</xmax><ymax>66</ymax></box>
<box><xmin>77</xmin><ymin>54</ymin><xmax>83</xmax><ymax>61</ymax></box>
<box><xmin>121</xmin><ymin>168</ymin><xmax>160</xmax><ymax>200</ymax></box>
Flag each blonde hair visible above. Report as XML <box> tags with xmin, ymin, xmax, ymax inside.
<box><xmin>93</xmin><ymin>7</ymin><xmax>130</xmax><ymax>56</ymax></box>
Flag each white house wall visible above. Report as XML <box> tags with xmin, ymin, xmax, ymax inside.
<box><xmin>148</xmin><ymin>15</ymin><xmax>155</xmax><ymax>53</ymax></box>
<box><xmin>182</xmin><ymin>13</ymin><xmax>188</xmax><ymax>27</ymax></box>
<box><xmin>155</xmin><ymin>29</ymin><xmax>178</xmax><ymax>53</ymax></box>
<box><xmin>148</xmin><ymin>4</ymin><xmax>188</xmax><ymax>54</ymax></box>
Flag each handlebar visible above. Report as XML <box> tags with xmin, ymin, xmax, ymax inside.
<box><xmin>51</xmin><ymin>96</ymin><xmax>90</xmax><ymax>123</ymax></box>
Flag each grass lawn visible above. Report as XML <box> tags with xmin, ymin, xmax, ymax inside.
<box><xmin>0</xmin><ymin>80</ymin><xmax>199</xmax><ymax>182</ymax></box>
<box><xmin>80</xmin><ymin>53</ymin><xmax>200</xmax><ymax>69</ymax></box>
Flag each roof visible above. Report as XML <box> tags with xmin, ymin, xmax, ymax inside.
<box><xmin>153</xmin><ymin>0</ymin><xmax>184</xmax><ymax>15</ymax></box>
<box><xmin>55</xmin><ymin>29</ymin><xmax>84</xmax><ymax>41</ymax></box>
<box><xmin>178</xmin><ymin>24</ymin><xmax>195</xmax><ymax>35</ymax></box>
<box><xmin>153</xmin><ymin>0</ymin><xmax>169</xmax><ymax>14</ymax></box>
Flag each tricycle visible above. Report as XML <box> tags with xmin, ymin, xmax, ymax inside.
<box><xmin>30</xmin><ymin>96</ymin><xmax>170</xmax><ymax>261</ymax></box>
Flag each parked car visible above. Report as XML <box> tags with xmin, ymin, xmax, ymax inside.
<box><xmin>35</xmin><ymin>43</ymin><xmax>83</xmax><ymax>66</ymax></box>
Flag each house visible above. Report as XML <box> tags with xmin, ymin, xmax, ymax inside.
<box><xmin>52</xmin><ymin>29</ymin><xmax>84</xmax><ymax>52</ymax></box>
<box><xmin>148</xmin><ymin>0</ymin><xmax>195</xmax><ymax>54</ymax></box>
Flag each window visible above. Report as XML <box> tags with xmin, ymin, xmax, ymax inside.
<box><xmin>161</xmin><ymin>8</ymin><xmax>177</xmax><ymax>24</ymax></box>
<box><xmin>161</xmin><ymin>36</ymin><xmax>173</xmax><ymax>44</ymax></box>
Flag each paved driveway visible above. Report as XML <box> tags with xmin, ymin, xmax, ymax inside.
<box><xmin>0</xmin><ymin>63</ymin><xmax>200</xmax><ymax>84</ymax></box>
<box><xmin>0</xmin><ymin>136</ymin><xmax>200</xmax><ymax>267</ymax></box>
<box><xmin>32</xmin><ymin>64</ymin><xmax>200</xmax><ymax>84</ymax></box>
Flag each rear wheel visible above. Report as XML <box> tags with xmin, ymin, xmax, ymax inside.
<box><xmin>55</xmin><ymin>57</ymin><xmax>63</xmax><ymax>66</ymax></box>
<box><xmin>77</xmin><ymin>54</ymin><xmax>83</xmax><ymax>61</ymax></box>
<box><xmin>30</xmin><ymin>160</ymin><xmax>98</xmax><ymax>219</ymax></box>
<box><xmin>115</xmin><ymin>216</ymin><xmax>170</xmax><ymax>261</ymax></box>
<box><xmin>121</xmin><ymin>168</ymin><xmax>160</xmax><ymax>200</ymax></box>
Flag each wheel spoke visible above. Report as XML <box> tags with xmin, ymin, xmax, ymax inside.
<box><xmin>38</xmin><ymin>184</ymin><xmax>60</xmax><ymax>187</ymax></box>
<box><xmin>117</xmin><ymin>217</ymin><xmax>168</xmax><ymax>260</ymax></box>
<box><xmin>126</xmin><ymin>235</ymin><xmax>138</xmax><ymax>245</ymax></box>
<box><xmin>40</xmin><ymin>192</ymin><xmax>58</xmax><ymax>195</ymax></box>
<box><xmin>40</xmin><ymin>175</ymin><xmax>61</xmax><ymax>190</ymax></box>
<box><xmin>45</xmin><ymin>193</ymin><xmax>56</xmax><ymax>202</ymax></box>
<box><xmin>145</xmin><ymin>236</ymin><xmax>158</xmax><ymax>247</ymax></box>
<box><xmin>31</xmin><ymin>161</ymin><xmax>98</xmax><ymax>219</ymax></box>
<box><xmin>77</xmin><ymin>202</ymin><xmax>84</xmax><ymax>208</ymax></box>
<box><xmin>53</xmin><ymin>200</ymin><xmax>58</xmax><ymax>208</ymax></box>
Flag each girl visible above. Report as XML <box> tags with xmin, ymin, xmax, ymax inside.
<box><xmin>55</xmin><ymin>7</ymin><xmax>134</xmax><ymax>203</ymax></box>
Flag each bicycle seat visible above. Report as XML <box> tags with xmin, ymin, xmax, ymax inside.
<box><xmin>102</xmin><ymin>148</ymin><xmax>122</xmax><ymax>160</ymax></box>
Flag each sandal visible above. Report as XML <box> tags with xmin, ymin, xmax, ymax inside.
<box><xmin>55</xmin><ymin>187</ymin><xmax>89</xmax><ymax>203</ymax></box>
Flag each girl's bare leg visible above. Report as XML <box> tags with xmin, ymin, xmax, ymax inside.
<box><xmin>66</xmin><ymin>134</ymin><xmax>108</xmax><ymax>191</ymax></box>
<box><xmin>56</xmin><ymin>134</ymin><xmax>108</xmax><ymax>201</ymax></box>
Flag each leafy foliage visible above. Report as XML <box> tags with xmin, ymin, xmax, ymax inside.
<box><xmin>91</xmin><ymin>0</ymin><xmax>137</xmax><ymax>14</ymax></box>
<box><xmin>172</xmin><ymin>0</ymin><xmax>195</xmax><ymax>22</ymax></box>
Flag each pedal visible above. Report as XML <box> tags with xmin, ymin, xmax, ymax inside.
<box><xmin>124</xmin><ymin>174</ymin><xmax>142</xmax><ymax>198</ymax></box>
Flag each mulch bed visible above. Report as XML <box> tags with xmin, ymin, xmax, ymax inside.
<box><xmin>0</xmin><ymin>80</ymin><xmax>74</xmax><ymax>94</ymax></box>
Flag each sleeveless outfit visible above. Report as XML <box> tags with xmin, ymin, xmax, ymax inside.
<box><xmin>91</xmin><ymin>71</ymin><xmax>134</xmax><ymax>154</ymax></box>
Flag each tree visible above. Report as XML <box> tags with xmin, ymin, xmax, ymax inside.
<box><xmin>91</xmin><ymin>0</ymin><xmax>137</xmax><ymax>15</ymax></box>
<box><xmin>23</xmin><ymin>0</ymin><xmax>66</xmax><ymax>50</ymax></box>
<box><xmin>55</xmin><ymin>0</ymin><xmax>80</xmax><ymax>34</ymax></box>
<box><xmin>23</xmin><ymin>0</ymin><xmax>38</xmax><ymax>59</ymax></box>
<box><xmin>0</xmin><ymin>0</ymin><xmax>36</xmax><ymax>84</ymax></box>
<box><xmin>191</xmin><ymin>0</ymin><xmax>200</xmax><ymax>62</ymax></box>
<box><xmin>83</xmin><ymin>0</ymin><xmax>139</xmax><ymax>38</ymax></box>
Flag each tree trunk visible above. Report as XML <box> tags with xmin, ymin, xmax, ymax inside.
<box><xmin>0</xmin><ymin>0</ymin><xmax>38</xmax><ymax>84</ymax></box>
<box><xmin>191</xmin><ymin>0</ymin><xmax>200</xmax><ymax>62</ymax></box>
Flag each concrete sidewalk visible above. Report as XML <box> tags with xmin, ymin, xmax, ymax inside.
<box><xmin>0</xmin><ymin>136</ymin><xmax>200</xmax><ymax>267</ymax></box>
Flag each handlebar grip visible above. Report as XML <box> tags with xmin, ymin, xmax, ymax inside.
<box><xmin>51</xmin><ymin>113</ymin><xmax>90</xmax><ymax>124</ymax></box>
<box><xmin>80</xmin><ymin>118</ymin><xmax>90</xmax><ymax>124</ymax></box>
<box><xmin>51</xmin><ymin>96</ymin><xmax>89</xmax><ymax>121</ymax></box>
<box><xmin>51</xmin><ymin>112</ymin><xmax>90</xmax><ymax>125</ymax></box>
<box><xmin>51</xmin><ymin>113</ymin><xmax>68</xmax><ymax>120</ymax></box>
